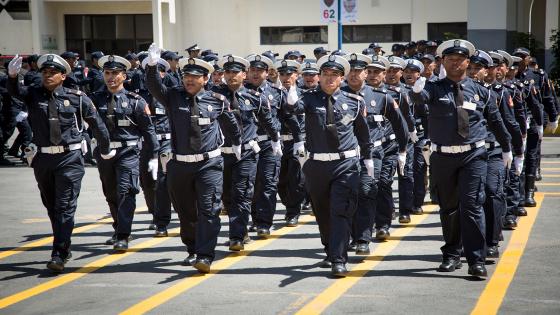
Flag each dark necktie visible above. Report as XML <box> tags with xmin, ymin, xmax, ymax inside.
<box><xmin>106</xmin><ymin>95</ymin><xmax>116</xmax><ymax>131</ymax></box>
<box><xmin>189</xmin><ymin>95</ymin><xmax>202</xmax><ymax>151</ymax></box>
<box><xmin>231</xmin><ymin>93</ymin><xmax>244</xmax><ymax>136</ymax></box>
<box><xmin>326</xmin><ymin>96</ymin><xmax>340</xmax><ymax>148</ymax></box>
<box><xmin>453</xmin><ymin>83</ymin><xmax>469</xmax><ymax>139</ymax></box>
<box><xmin>48</xmin><ymin>95</ymin><xmax>62</xmax><ymax>145</ymax></box>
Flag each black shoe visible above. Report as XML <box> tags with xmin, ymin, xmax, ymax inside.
<box><xmin>286</xmin><ymin>216</ymin><xmax>299</xmax><ymax>227</ymax></box>
<box><xmin>229</xmin><ymin>239</ymin><xmax>244</xmax><ymax>251</ymax></box>
<box><xmin>516</xmin><ymin>207</ymin><xmax>527</xmax><ymax>217</ymax></box>
<box><xmin>375</xmin><ymin>228</ymin><xmax>390</xmax><ymax>241</ymax></box>
<box><xmin>411</xmin><ymin>206</ymin><xmax>424</xmax><ymax>215</ymax></box>
<box><xmin>154</xmin><ymin>227</ymin><xmax>168</xmax><ymax>237</ymax></box>
<box><xmin>319</xmin><ymin>258</ymin><xmax>332</xmax><ymax>268</ymax></box>
<box><xmin>468</xmin><ymin>263</ymin><xmax>488</xmax><ymax>278</ymax></box>
<box><xmin>106</xmin><ymin>234</ymin><xmax>132</xmax><ymax>245</ymax></box>
<box><xmin>438</xmin><ymin>258</ymin><xmax>462</xmax><ymax>272</ymax></box>
<box><xmin>248</xmin><ymin>224</ymin><xmax>258</xmax><ymax>232</ymax></box>
<box><xmin>256</xmin><ymin>228</ymin><xmax>270</xmax><ymax>238</ymax></box>
<box><xmin>348</xmin><ymin>242</ymin><xmax>357</xmax><ymax>251</ymax></box>
<box><xmin>113</xmin><ymin>239</ymin><xmax>128</xmax><ymax>252</ymax></box>
<box><xmin>331</xmin><ymin>263</ymin><xmax>348</xmax><ymax>277</ymax></box>
<box><xmin>302</xmin><ymin>202</ymin><xmax>311</xmax><ymax>210</ymax></box>
<box><xmin>0</xmin><ymin>158</ymin><xmax>14</xmax><ymax>166</ymax></box>
<box><xmin>148</xmin><ymin>219</ymin><xmax>157</xmax><ymax>230</ymax></box>
<box><xmin>487</xmin><ymin>246</ymin><xmax>499</xmax><ymax>258</ymax></box>
<box><xmin>46</xmin><ymin>256</ymin><xmax>66</xmax><ymax>273</ymax></box>
<box><xmin>183</xmin><ymin>254</ymin><xmax>196</xmax><ymax>266</ymax></box>
<box><xmin>399</xmin><ymin>214</ymin><xmax>411</xmax><ymax>224</ymax></box>
<box><xmin>503</xmin><ymin>217</ymin><xmax>517</xmax><ymax>230</ymax></box>
<box><xmin>355</xmin><ymin>242</ymin><xmax>370</xmax><ymax>255</ymax></box>
<box><xmin>193</xmin><ymin>257</ymin><xmax>212</xmax><ymax>274</ymax></box>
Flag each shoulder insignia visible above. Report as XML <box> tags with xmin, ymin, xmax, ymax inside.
<box><xmin>387</xmin><ymin>85</ymin><xmax>401</xmax><ymax>93</ymax></box>
<box><xmin>370</xmin><ymin>86</ymin><xmax>387</xmax><ymax>94</ymax></box>
<box><xmin>342</xmin><ymin>91</ymin><xmax>364</xmax><ymax>102</ymax></box>
<box><xmin>245</xmin><ymin>89</ymin><xmax>260</xmax><ymax>96</ymax></box>
<box><xmin>539</xmin><ymin>69</ymin><xmax>545</xmax><ymax>75</ymax></box>
<box><xmin>211</xmin><ymin>92</ymin><xmax>226</xmax><ymax>101</ymax></box>
<box><xmin>126</xmin><ymin>91</ymin><xmax>142</xmax><ymax>99</ymax></box>
<box><xmin>494</xmin><ymin>84</ymin><xmax>502</xmax><ymax>89</ymax></box>
<box><xmin>66</xmin><ymin>89</ymin><xmax>83</xmax><ymax>96</ymax></box>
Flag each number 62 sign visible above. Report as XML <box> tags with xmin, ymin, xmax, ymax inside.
<box><xmin>320</xmin><ymin>0</ymin><xmax>338</xmax><ymax>23</ymax></box>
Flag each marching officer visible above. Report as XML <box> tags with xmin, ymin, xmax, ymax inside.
<box><xmin>90</xmin><ymin>55</ymin><xmax>159</xmax><ymax>252</ymax></box>
<box><xmin>7</xmin><ymin>54</ymin><xmax>111</xmax><ymax>272</ymax></box>
<box><xmin>285</xmin><ymin>54</ymin><xmax>373</xmax><ymax>277</ymax></box>
<box><xmin>145</xmin><ymin>44</ymin><xmax>241</xmax><ymax>273</ymax></box>
<box><xmin>410</xmin><ymin>40</ymin><xmax>513</xmax><ymax>278</ymax></box>
<box><xmin>301</xmin><ymin>61</ymin><xmax>320</xmax><ymax>91</ymax></box>
<box><xmin>213</xmin><ymin>55</ymin><xmax>281</xmax><ymax>251</ymax></box>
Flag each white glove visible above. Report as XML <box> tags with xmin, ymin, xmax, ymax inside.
<box><xmin>513</xmin><ymin>155</ymin><xmax>524</xmax><ymax>176</ymax></box>
<box><xmin>438</xmin><ymin>64</ymin><xmax>447</xmax><ymax>80</ymax></box>
<box><xmin>537</xmin><ymin>125</ymin><xmax>544</xmax><ymax>140</ymax></box>
<box><xmin>293</xmin><ymin>141</ymin><xmax>305</xmax><ymax>156</ymax></box>
<box><xmin>233</xmin><ymin>144</ymin><xmax>242</xmax><ymax>160</ymax></box>
<box><xmin>148</xmin><ymin>158</ymin><xmax>158</xmax><ymax>180</ymax></box>
<box><xmin>287</xmin><ymin>85</ymin><xmax>299</xmax><ymax>105</ymax></box>
<box><xmin>522</xmin><ymin>135</ymin><xmax>527</xmax><ymax>153</ymax></box>
<box><xmin>412</xmin><ymin>77</ymin><xmax>426</xmax><ymax>93</ymax></box>
<box><xmin>422</xmin><ymin>143</ymin><xmax>432</xmax><ymax>166</ymax></box>
<box><xmin>271</xmin><ymin>140</ymin><xmax>283</xmax><ymax>157</ymax></box>
<box><xmin>364</xmin><ymin>159</ymin><xmax>374</xmax><ymax>178</ymax></box>
<box><xmin>397</xmin><ymin>151</ymin><xmax>407</xmax><ymax>176</ymax></box>
<box><xmin>147</xmin><ymin>43</ymin><xmax>161</xmax><ymax>66</ymax></box>
<box><xmin>15</xmin><ymin>111</ymin><xmax>28</xmax><ymax>122</ymax></box>
<box><xmin>101</xmin><ymin>149</ymin><xmax>116</xmax><ymax>160</ymax></box>
<box><xmin>409</xmin><ymin>130</ymin><xmax>418</xmax><ymax>143</ymax></box>
<box><xmin>502</xmin><ymin>151</ymin><xmax>513</xmax><ymax>169</ymax></box>
<box><xmin>545</xmin><ymin>121</ymin><xmax>558</xmax><ymax>134</ymax></box>
<box><xmin>8</xmin><ymin>54</ymin><xmax>22</xmax><ymax>77</ymax></box>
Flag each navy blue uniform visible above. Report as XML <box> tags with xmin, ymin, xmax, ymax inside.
<box><xmin>146</xmin><ymin>65</ymin><xmax>241</xmax><ymax>260</ymax></box>
<box><xmin>411</xmin><ymin>77</ymin><xmax>512</xmax><ymax>267</ymax></box>
<box><xmin>7</xmin><ymin>77</ymin><xmax>111</xmax><ymax>260</ymax></box>
<box><xmin>211</xmin><ymin>84</ymin><xmax>279</xmax><ymax>243</ymax></box>
<box><xmin>287</xmin><ymin>87</ymin><xmax>373</xmax><ymax>264</ymax></box>
<box><xmin>91</xmin><ymin>87</ymin><xmax>159</xmax><ymax>241</ymax></box>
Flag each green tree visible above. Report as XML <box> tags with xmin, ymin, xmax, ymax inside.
<box><xmin>549</xmin><ymin>29</ymin><xmax>560</xmax><ymax>82</ymax></box>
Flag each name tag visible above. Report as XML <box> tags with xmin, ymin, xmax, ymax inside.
<box><xmin>118</xmin><ymin>120</ymin><xmax>131</xmax><ymax>127</ymax></box>
<box><xmin>155</xmin><ymin>108</ymin><xmax>165</xmax><ymax>115</ymax></box>
<box><xmin>198</xmin><ymin>117</ymin><xmax>211</xmax><ymax>125</ymax></box>
<box><xmin>439</xmin><ymin>97</ymin><xmax>450</xmax><ymax>101</ymax></box>
<box><xmin>373</xmin><ymin>115</ymin><xmax>383</xmax><ymax>122</ymax></box>
<box><xmin>462</xmin><ymin>101</ymin><xmax>476</xmax><ymax>111</ymax></box>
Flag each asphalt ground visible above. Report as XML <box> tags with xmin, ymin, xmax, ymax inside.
<box><xmin>1</xmin><ymin>138</ymin><xmax>560</xmax><ymax>314</ymax></box>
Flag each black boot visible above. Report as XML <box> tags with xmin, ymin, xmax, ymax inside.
<box><xmin>524</xmin><ymin>175</ymin><xmax>537</xmax><ymax>207</ymax></box>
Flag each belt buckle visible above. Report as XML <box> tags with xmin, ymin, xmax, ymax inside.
<box><xmin>53</xmin><ymin>146</ymin><xmax>63</xmax><ymax>154</ymax></box>
<box><xmin>186</xmin><ymin>155</ymin><xmax>196</xmax><ymax>163</ymax></box>
<box><xmin>451</xmin><ymin>146</ymin><xmax>460</xmax><ymax>154</ymax></box>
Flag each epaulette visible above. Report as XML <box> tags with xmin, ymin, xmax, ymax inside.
<box><xmin>386</xmin><ymin>85</ymin><xmax>401</xmax><ymax>93</ymax></box>
<box><xmin>211</xmin><ymin>92</ymin><xmax>227</xmax><ymax>102</ymax></box>
<box><xmin>126</xmin><ymin>91</ymin><xmax>142</xmax><ymax>99</ymax></box>
<box><xmin>342</xmin><ymin>91</ymin><xmax>364</xmax><ymax>102</ymax></box>
<box><xmin>370</xmin><ymin>86</ymin><xmax>388</xmax><ymax>94</ymax></box>
<box><xmin>538</xmin><ymin>69</ymin><xmax>545</xmax><ymax>75</ymax></box>
<box><xmin>66</xmin><ymin>88</ymin><xmax>83</xmax><ymax>96</ymax></box>
<box><xmin>493</xmin><ymin>84</ymin><xmax>502</xmax><ymax>90</ymax></box>
<box><xmin>244</xmin><ymin>89</ymin><xmax>261</xmax><ymax>97</ymax></box>
<box><xmin>524</xmin><ymin>80</ymin><xmax>530</xmax><ymax>85</ymax></box>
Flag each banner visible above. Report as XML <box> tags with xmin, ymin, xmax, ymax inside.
<box><xmin>320</xmin><ymin>0</ymin><xmax>337</xmax><ymax>23</ymax></box>
<box><xmin>342</xmin><ymin>0</ymin><xmax>358</xmax><ymax>23</ymax></box>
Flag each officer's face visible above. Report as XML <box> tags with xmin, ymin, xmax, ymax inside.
<box><xmin>467</xmin><ymin>63</ymin><xmax>486</xmax><ymax>81</ymax></box>
<box><xmin>403</xmin><ymin>68</ymin><xmax>420</xmax><ymax>85</ymax></box>
<box><xmin>279</xmin><ymin>72</ymin><xmax>298</xmax><ymax>89</ymax></box>
<box><xmin>347</xmin><ymin>68</ymin><xmax>367</xmax><ymax>89</ymax></box>
<box><xmin>268</xmin><ymin>68</ymin><xmax>279</xmax><ymax>82</ymax></box>
<box><xmin>303</xmin><ymin>73</ymin><xmax>319</xmax><ymax>89</ymax></box>
<box><xmin>41</xmin><ymin>68</ymin><xmax>66</xmax><ymax>91</ymax></box>
<box><xmin>496</xmin><ymin>63</ymin><xmax>507</xmax><ymax>80</ymax></box>
<box><xmin>386</xmin><ymin>67</ymin><xmax>403</xmax><ymax>85</ymax></box>
<box><xmin>319</xmin><ymin>68</ymin><xmax>344</xmax><ymax>95</ymax></box>
<box><xmin>421</xmin><ymin>60</ymin><xmax>435</xmax><ymax>77</ymax></box>
<box><xmin>247</xmin><ymin>66</ymin><xmax>268</xmax><ymax>86</ymax></box>
<box><xmin>486</xmin><ymin>66</ymin><xmax>498</xmax><ymax>82</ymax></box>
<box><xmin>103</xmin><ymin>69</ymin><xmax>127</xmax><ymax>91</ymax></box>
<box><xmin>506</xmin><ymin>67</ymin><xmax>518</xmax><ymax>79</ymax></box>
<box><xmin>224</xmin><ymin>70</ymin><xmax>246</xmax><ymax>89</ymax></box>
<box><xmin>212</xmin><ymin>71</ymin><xmax>225</xmax><ymax>85</ymax></box>
<box><xmin>366</xmin><ymin>67</ymin><xmax>385</xmax><ymax>87</ymax></box>
<box><xmin>168</xmin><ymin>59</ymin><xmax>179</xmax><ymax>71</ymax></box>
<box><xmin>182</xmin><ymin>73</ymin><xmax>207</xmax><ymax>95</ymax></box>
<box><xmin>442</xmin><ymin>54</ymin><xmax>469</xmax><ymax>78</ymax></box>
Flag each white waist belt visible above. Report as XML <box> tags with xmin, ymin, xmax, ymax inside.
<box><xmin>280</xmin><ymin>134</ymin><xmax>294</xmax><ymax>141</ymax></box>
<box><xmin>382</xmin><ymin>134</ymin><xmax>396</xmax><ymax>143</ymax></box>
<box><xmin>156</xmin><ymin>133</ymin><xmax>171</xmax><ymax>140</ymax></box>
<box><xmin>432</xmin><ymin>140</ymin><xmax>485</xmax><ymax>154</ymax></box>
<box><xmin>485</xmin><ymin>142</ymin><xmax>501</xmax><ymax>149</ymax></box>
<box><xmin>257</xmin><ymin>135</ymin><xmax>269</xmax><ymax>142</ymax></box>
<box><xmin>309</xmin><ymin>147</ymin><xmax>359</xmax><ymax>161</ymax></box>
<box><xmin>109</xmin><ymin>140</ymin><xmax>138</xmax><ymax>149</ymax></box>
<box><xmin>221</xmin><ymin>142</ymin><xmax>255</xmax><ymax>154</ymax></box>
<box><xmin>40</xmin><ymin>143</ymin><xmax>81</xmax><ymax>154</ymax></box>
<box><xmin>373</xmin><ymin>140</ymin><xmax>382</xmax><ymax>147</ymax></box>
<box><xmin>172</xmin><ymin>148</ymin><xmax>221</xmax><ymax>163</ymax></box>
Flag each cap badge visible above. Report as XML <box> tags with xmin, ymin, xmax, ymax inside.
<box><xmin>388</xmin><ymin>56</ymin><xmax>394</xmax><ymax>62</ymax></box>
<box><xmin>373</xmin><ymin>56</ymin><xmax>378</xmax><ymax>61</ymax></box>
<box><xmin>281</xmin><ymin>60</ymin><xmax>287</xmax><ymax>67</ymax></box>
<box><xmin>189</xmin><ymin>58</ymin><xmax>195</xmax><ymax>65</ymax></box>
<box><xmin>305</xmin><ymin>62</ymin><xmax>311</xmax><ymax>68</ymax></box>
<box><xmin>328</xmin><ymin>55</ymin><xmax>336</xmax><ymax>62</ymax></box>
<box><xmin>47</xmin><ymin>55</ymin><xmax>54</xmax><ymax>62</ymax></box>
<box><xmin>108</xmin><ymin>55</ymin><xmax>115</xmax><ymax>62</ymax></box>
<box><xmin>255</xmin><ymin>55</ymin><xmax>261</xmax><ymax>61</ymax></box>
<box><xmin>454</xmin><ymin>40</ymin><xmax>461</xmax><ymax>47</ymax></box>
<box><xmin>228</xmin><ymin>56</ymin><xmax>234</xmax><ymax>63</ymax></box>
<box><xmin>351</xmin><ymin>54</ymin><xmax>357</xmax><ymax>61</ymax></box>
<box><xmin>474</xmin><ymin>51</ymin><xmax>479</xmax><ymax>56</ymax></box>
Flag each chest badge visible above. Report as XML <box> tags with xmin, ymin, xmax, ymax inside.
<box><xmin>341</xmin><ymin>103</ymin><xmax>348</xmax><ymax>110</ymax></box>
<box><xmin>63</xmin><ymin>100</ymin><xmax>70</xmax><ymax>107</ymax></box>
<box><xmin>244</xmin><ymin>99</ymin><xmax>251</xmax><ymax>106</ymax></box>
<box><xmin>268</xmin><ymin>94</ymin><xmax>274</xmax><ymax>101</ymax></box>
<box><xmin>370</xmin><ymin>100</ymin><xmax>376</xmax><ymax>107</ymax></box>
<box><xmin>207</xmin><ymin>104</ymin><xmax>213</xmax><ymax>112</ymax></box>
<box><xmin>473</xmin><ymin>94</ymin><xmax>480</xmax><ymax>101</ymax></box>
<box><xmin>122</xmin><ymin>102</ymin><xmax>128</xmax><ymax>108</ymax></box>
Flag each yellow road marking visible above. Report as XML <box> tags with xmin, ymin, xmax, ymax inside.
<box><xmin>120</xmin><ymin>215</ymin><xmax>315</xmax><ymax>315</ymax></box>
<box><xmin>470</xmin><ymin>192</ymin><xmax>544</xmax><ymax>315</ymax></box>
<box><xmin>541</xmin><ymin>161</ymin><xmax>560</xmax><ymax>164</ymax></box>
<box><xmin>542</xmin><ymin>192</ymin><xmax>560</xmax><ymax>196</ymax></box>
<box><xmin>0</xmin><ymin>227</ymin><xmax>180</xmax><ymax>310</ymax></box>
<box><xmin>294</xmin><ymin>205</ymin><xmax>437</xmax><ymax>315</ymax></box>
<box><xmin>541</xmin><ymin>168</ymin><xmax>560</xmax><ymax>171</ymax></box>
<box><xmin>0</xmin><ymin>208</ymin><xmax>147</xmax><ymax>261</ymax></box>
<box><xmin>534</xmin><ymin>183</ymin><xmax>560</xmax><ymax>186</ymax></box>
<box><xmin>541</xmin><ymin>174</ymin><xmax>560</xmax><ymax>178</ymax></box>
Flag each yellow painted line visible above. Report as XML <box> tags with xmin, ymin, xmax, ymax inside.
<box><xmin>542</xmin><ymin>192</ymin><xmax>560</xmax><ymax>196</ymax></box>
<box><xmin>541</xmin><ymin>161</ymin><xmax>560</xmax><ymax>164</ymax></box>
<box><xmin>294</xmin><ymin>205</ymin><xmax>437</xmax><ymax>315</ymax></box>
<box><xmin>534</xmin><ymin>183</ymin><xmax>560</xmax><ymax>186</ymax></box>
<box><xmin>541</xmin><ymin>168</ymin><xmax>560</xmax><ymax>171</ymax></box>
<box><xmin>0</xmin><ymin>227</ymin><xmax>180</xmax><ymax>310</ymax></box>
<box><xmin>120</xmin><ymin>214</ymin><xmax>316</xmax><ymax>315</ymax></box>
<box><xmin>471</xmin><ymin>192</ymin><xmax>544</xmax><ymax>315</ymax></box>
<box><xmin>0</xmin><ymin>207</ymin><xmax>148</xmax><ymax>261</ymax></box>
<box><xmin>541</xmin><ymin>174</ymin><xmax>560</xmax><ymax>178</ymax></box>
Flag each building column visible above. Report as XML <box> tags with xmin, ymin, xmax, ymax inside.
<box><xmin>152</xmin><ymin>0</ymin><xmax>163</xmax><ymax>47</ymax></box>
<box><xmin>30</xmin><ymin>0</ymin><xmax>43</xmax><ymax>54</ymax></box>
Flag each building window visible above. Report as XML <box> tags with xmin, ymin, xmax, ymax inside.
<box><xmin>65</xmin><ymin>14</ymin><xmax>153</xmax><ymax>64</ymax></box>
<box><xmin>427</xmin><ymin>22</ymin><xmax>467</xmax><ymax>40</ymax></box>
<box><xmin>342</xmin><ymin>24</ymin><xmax>411</xmax><ymax>43</ymax></box>
<box><xmin>260</xmin><ymin>26</ymin><xmax>328</xmax><ymax>45</ymax></box>
<box><xmin>0</xmin><ymin>0</ymin><xmax>30</xmax><ymax>20</ymax></box>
